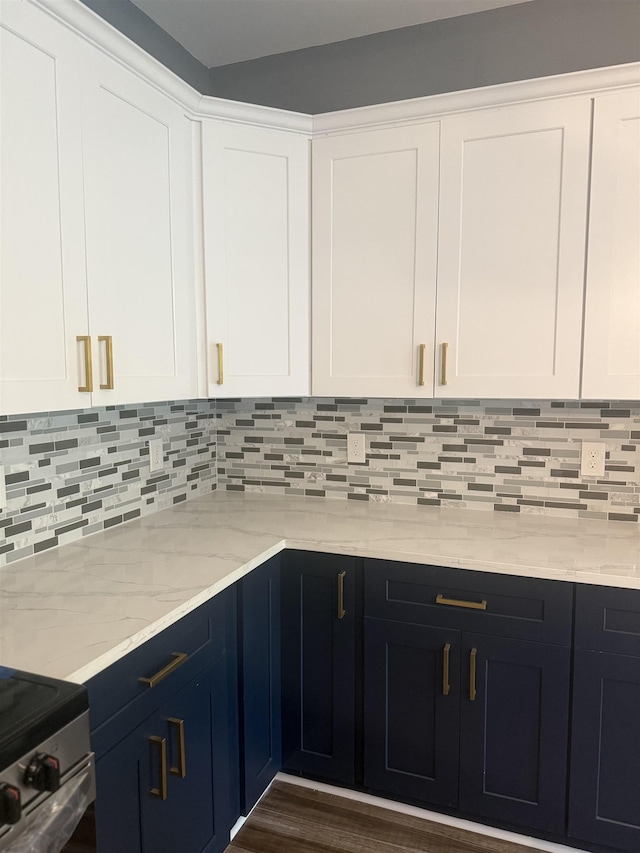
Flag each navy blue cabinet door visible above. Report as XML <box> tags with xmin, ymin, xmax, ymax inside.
<box><xmin>239</xmin><ymin>555</ymin><xmax>282</xmax><ymax>814</ymax></box>
<box><xmin>281</xmin><ymin>551</ymin><xmax>359</xmax><ymax>785</ymax></box>
<box><xmin>459</xmin><ymin>634</ymin><xmax>571</xmax><ymax>834</ymax></box>
<box><xmin>569</xmin><ymin>649</ymin><xmax>640</xmax><ymax>853</ymax></box>
<box><xmin>363</xmin><ymin>617</ymin><xmax>460</xmax><ymax>807</ymax></box>
<box><xmin>96</xmin><ymin>658</ymin><xmax>233</xmax><ymax>853</ymax></box>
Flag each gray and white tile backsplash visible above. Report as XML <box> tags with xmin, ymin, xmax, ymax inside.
<box><xmin>1</xmin><ymin>396</ymin><xmax>638</xmax><ymax>567</ymax></box>
<box><xmin>0</xmin><ymin>400</ymin><xmax>217</xmax><ymax>565</ymax></box>
<box><xmin>217</xmin><ymin>398</ymin><xmax>640</xmax><ymax>522</ymax></box>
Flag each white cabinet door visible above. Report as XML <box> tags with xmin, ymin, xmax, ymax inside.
<box><xmin>0</xmin><ymin>3</ymin><xmax>89</xmax><ymax>415</ymax></box>
<box><xmin>201</xmin><ymin>121</ymin><xmax>310</xmax><ymax>397</ymax></box>
<box><xmin>436</xmin><ymin>98</ymin><xmax>591</xmax><ymax>399</ymax></box>
<box><xmin>80</xmin><ymin>52</ymin><xmax>197</xmax><ymax>406</ymax></box>
<box><xmin>582</xmin><ymin>89</ymin><xmax>640</xmax><ymax>400</ymax></box>
<box><xmin>312</xmin><ymin>124</ymin><xmax>440</xmax><ymax>398</ymax></box>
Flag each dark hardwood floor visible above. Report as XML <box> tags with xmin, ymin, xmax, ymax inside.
<box><xmin>226</xmin><ymin>780</ymin><xmax>548</xmax><ymax>853</ymax></box>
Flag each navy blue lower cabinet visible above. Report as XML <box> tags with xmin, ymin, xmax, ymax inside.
<box><xmin>281</xmin><ymin>551</ymin><xmax>359</xmax><ymax>785</ymax></box>
<box><xmin>95</xmin><ymin>656</ymin><xmax>234</xmax><ymax>853</ymax></box>
<box><xmin>238</xmin><ymin>555</ymin><xmax>282</xmax><ymax>814</ymax></box>
<box><xmin>568</xmin><ymin>649</ymin><xmax>640</xmax><ymax>853</ymax></box>
<box><xmin>363</xmin><ymin>617</ymin><xmax>461</xmax><ymax>807</ymax></box>
<box><xmin>458</xmin><ymin>633</ymin><xmax>571</xmax><ymax>835</ymax></box>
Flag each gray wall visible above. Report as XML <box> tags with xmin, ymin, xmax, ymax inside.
<box><xmin>79</xmin><ymin>0</ymin><xmax>640</xmax><ymax>113</ymax></box>
<box><xmin>208</xmin><ymin>0</ymin><xmax>640</xmax><ymax>113</ymax></box>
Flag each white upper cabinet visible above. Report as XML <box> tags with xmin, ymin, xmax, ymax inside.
<box><xmin>581</xmin><ymin>88</ymin><xmax>640</xmax><ymax>400</ymax></box>
<box><xmin>201</xmin><ymin>121</ymin><xmax>310</xmax><ymax>397</ymax></box>
<box><xmin>79</xmin><ymin>51</ymin><xmax>197</xmax><ymax>406</ymax></box>
<box><xmin>312</xmin><ymin>124</ymin><xmax>440</xmax><ymax>397</ymax></box>
<box><xmin>0</xmin><ymin>3</ymin><xmax>89</xmax><ymax>415</ymax></box>
<box><xmin>436</xmin><ymin>98</ymin><xmax>592</xmax><ymax>399</ymax></box>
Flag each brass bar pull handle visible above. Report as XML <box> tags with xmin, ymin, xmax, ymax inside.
<box><xmin>216</xmin><ymin>343</ymin><xmax>224</xmax><ymax>385</ymax></box>
<box><xmin>98</xmin><ymin>335</ymin><xmax>114</xmax><ymax>389</ymax></box>
<box><xmin>139</xmin><ymin>652</ymin><xmax>188</xmax><ymax>688</ymax></box>
<box><xmin>76</xmin><ymin>335</ymin><xmax>93</xmax><ymax>392</ymax></box>
<box><xmin>168</xmin><ymin>718</ymin><xmax>186</xmax><ymax>779</ymax></box>
<box><xmin>418</xmin><ymin>343</ymin><xmax>426</xmax><ymax>387</ymax></box>
<box><xmin>337</xmin><ymin>570</ymin><xmax>346</xmax><ymax>620</ymax></box>
<box><xmin>443</xmin><ymin>643</ymin><xmax>451</xmax><ymax>696</ymax></box>
<box><xmin>470</xmin><ymin>648</ymin><xmax>477</xmax><ymax>702</ymax></box>
<box><xmin>441</xmin><ymin>342</ymin><xmax>448</xmax><ymax>386</ymax></box>
<box><xmin>150</xmin><ymin>736</ymin><xmax>167</xmax><ymax>799</ymax></box>
<box><xmin>436</xmin><ymin>594</ymin><xmax>487</xmax><ymax>611</ymax></box>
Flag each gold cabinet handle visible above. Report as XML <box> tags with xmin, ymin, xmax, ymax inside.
<box><xmin>216</xmin><ymin>342</ymin><xmax>224</xmax><ymax>385</ymax></box>
<box><xmin>98</xmin><ymin>335</ymin><xmax>114</xmax><ymax>389</ymax></box>
<box><xmin>76</xmin><ymin>335</ymin><xmax>93</xmax><ymax>392</ymax></box>
<box><xmin>138</xmin><ymin>652</ymin><xmax>188</xmax><ymax>688</ymax></box>
<box><xmin>418</xmin><ymin>343</ymin><xmax>426</xmax><ymax>387</ymax></box>
<box><xmin>150</xmin><ymin>736</ymin><xmax>167</xmax><ymax>799</ymax></box>
<box><xmin>443</xmin><ymin>643</ymin><xmax>451</xmax><ymax>696</ymax></box>
<box><xmin>470</xmin><ymin>648</ymin><xmax>477</xmax><ymax>702</ymax></box>
<box><xmin>337</xmin><ymin>570</ymin><xmax>346</xmax><ymax>620</ymax></box>
<box><xmin>440</xmin><ymin>342</ymin><xmax>448</xmax><ymax>386</ymax></box>
<box><xmin>168</xmin><ymin>718</ymin><xmax>186</xmax><ymax>779</ymax></box>
<box><xmin>436</xmin><ymin>594</ymin><xmax>487</xmax><ymax>611</ymax></box>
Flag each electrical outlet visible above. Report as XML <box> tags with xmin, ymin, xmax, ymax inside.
<box><xmin>347</xmin><ymin>432</ymin><xmax>366</xmax><ymax>464</ymax></box>
<box><xmin>148</xmin><ymin>439</ymin><xmax>164</xmax><ymax>473</ymax></box>
<box><xmin>0</xmin><ymin>466</ymin><xmax>6</xmax><ymax>510</ymax></box>
<box><xmin>580</xmin><ymin>441</ymin><xmax>606</xmax><ymax>478</ymax></box>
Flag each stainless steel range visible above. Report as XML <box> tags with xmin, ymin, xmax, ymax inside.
<box><xmin>0</xmin><ymin>667</ymin><xmax>95</xmax><ymax>852</ymax></box>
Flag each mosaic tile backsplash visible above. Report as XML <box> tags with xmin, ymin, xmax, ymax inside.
<box><xmin>217</xmin><ymin>398</ymin><xmax>640</xmax><ymax>522</ymax></box>
<box><xmin>0</xmin><ymin>400</ymin><xmax>217</xmax><ymax>565</ymax></box>
<box><xmin>1</xmin><ymin>396</ymin><xmax>638</xmax><ymax>567</ymax></box>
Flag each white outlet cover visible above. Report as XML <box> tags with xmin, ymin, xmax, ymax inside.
<box><xmin>580</xmin><ymin>441</ymin><xmax>606</xmax><ymax>478</ymax></box>
<box><xmin>347</xmin><ymin>432</ymin><xmax>366</xmax><ymax>464</ymax></box>
<box><xmin>149</xmin><ymin>439</ymin><xmax>164</xmax><ymax>473</ymax></box>
<box><xmin>0</xmin><ymin>465</ymin><xmax>6</xmax><ymax>510</ymax></box>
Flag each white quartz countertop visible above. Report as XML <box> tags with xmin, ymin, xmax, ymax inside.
<box><xmin>0</xmin><ymin>493</ymin><xmax>638</xmax><ymax>683</ymax></box>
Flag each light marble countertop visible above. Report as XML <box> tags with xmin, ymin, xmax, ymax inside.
<box><xmin>0</xmin><ymin>493</ymin><xmax>638</xmax><ymax>684</ymax></box>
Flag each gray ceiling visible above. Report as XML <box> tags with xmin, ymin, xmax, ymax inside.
<box><xmin>130</xmin><ymin>0</ymin><xmax>534</xmax><ymax>68</ymax></box>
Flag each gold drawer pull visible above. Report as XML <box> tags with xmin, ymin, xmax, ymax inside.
<box><xmin>168</xmin><ymin>718</ymin><xmax>186</xmax><ymax>779</ymax></box>
<box><xmin>436</xmin><ymin>594</ymin><xmax>487</xmax><ymax>611</ymax></box>
<box><xmin>150</xmin><ymin>736</ymin><xmax>167</xmax><ymax>799</ymax></box>
<box><xmin>98</xmin><ymin>335</ymin><xmax>114</xmax><ymax>389</ymax></box>
<box><xmin>470</xmin><ymin>648</ymin><xmax>477</xmax><ymax>701</ymax></box>
<box><xmin>337</xmin><ymin>570</ymin><xmax>346</xmax><ymax>620</ymax></box>
<box><xmin>76</xmin><ymin>335</ymin><xmax>93</xmax><ymax>392</ymax></box>
<box><xmin>441</xmin><ymin>342</ymin><xmax>448</xmax><ymax>386</ymax></box>
<box><xmin>418</xmin><ymin>343</ymin><xmax>426</xmax><ymax>386</ymax></box>
<box><xmin>139</xmin><ymin>652</ymin><xmax>188</xmax><ymax>688</ymax></box>
<box><xmin>216</xmin><ymin>342</ymin><xmax>224</xmax><ymax>385</ymax></box>
<box><xmin>443</xmin><ymin>643</ymin><xmax>451</xmax><ymax>696</ymax></box>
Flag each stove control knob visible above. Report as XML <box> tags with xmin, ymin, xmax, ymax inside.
<box><xmin>0</xmin><ymin>783</ymin><xmax>21</xmax><ymax>826</ymax></box>
<box><xmin>24</xmin><ymin>753</ymin><xmax>60</xmax><ymax>793</ymax></box>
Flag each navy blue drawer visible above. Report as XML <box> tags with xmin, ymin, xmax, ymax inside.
<box><xmin>364</xmin><ymin>559</ymin><xmax>573</xmax><ymax>645</ymax></box>
<box><xmin>88</xmin><ymin>587</ymin><xmax>233</xmax><ymax>758</ymax></box>
<box><xmin>575</xmin><ymin>585</ymin><xmax>640</xmax><ymax>656</ymax></box>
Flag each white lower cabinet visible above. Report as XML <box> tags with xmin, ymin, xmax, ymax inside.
<box><xmin>201</xmin><ymin>121</ymin><xmax>310</xmax><ymax>397</ymax></box>
<box><xmin>434</xmin><ymin>97</ymin><xmax>592</xmax><ymax>399</ymax></box>
<box><xmin>312</xmin><ymin>124</ymin><xmax>440</xmax><ymax>398</ymax></box>
<box><xmin>581</xmin><ymin>88</ymin><xmax>640</xmax><ymax>400</ymax></box>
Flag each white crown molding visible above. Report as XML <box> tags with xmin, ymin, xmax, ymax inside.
<box><xmin>312</xmin><ymin>63</ymin><xmax>640</xmax><ymax>135</ymax></box>
<box><xmin>30</xmin><ymin>0</ymin><xmax>312</xmax><ymax>134</ymax></box>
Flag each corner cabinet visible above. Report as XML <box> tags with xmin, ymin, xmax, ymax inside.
<box><xmin>581</xmin><ymin>88</ymin><xmax>640</xmax><ymax>400</ymax></box>
<box><xmin>201</xmin><ymin>121</ymin><xmax>310</xmax><ymax>397</ymax></box>
<box><xmin>280</xmin><ymin>551</ymin><xmax>359</xmax><ymax>785</ymax></box>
